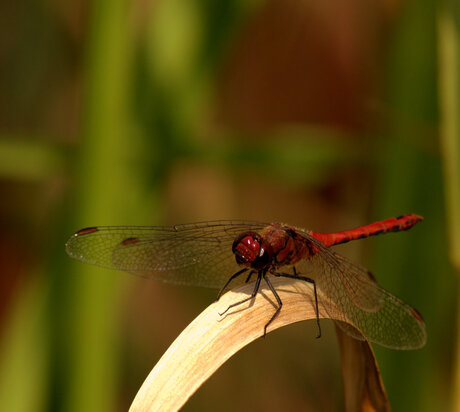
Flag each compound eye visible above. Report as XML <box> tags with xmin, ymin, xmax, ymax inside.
<box><xmin>232</xmin><ymin>232</ymin><xmax>262</xmax><ymax>266</ymax></box>
<box><xmin>243</xmin><ymin>236</ymin><xmax>260</xmax><ymax>253</ymax></box>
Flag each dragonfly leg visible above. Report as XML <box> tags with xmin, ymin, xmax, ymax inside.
<box><xmin>275</xmin><ymin>269</ymin><xmax>322</xmax><ymax>339</ymax></box>
<box><xmin>219</xmin><ymin>271</ymin><xmax>262</xmax><ymax>316</ymax></box>
<box><xmin>216</xmin><ymin>268</ymin><xmax>249</xmax><ymax>301</ymax></box>
<box><xmin>262</xmin><ymin>273</ymin><xmax>282</xmax><ymax>337</ymax></box>
<box><xmin>245</xmin><ymin>270</ymin><xmax>256</xmax><ymax>283</ymax></box>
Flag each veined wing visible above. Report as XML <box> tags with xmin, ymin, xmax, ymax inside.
<box><xmin>293</xmin><ymin>228</ymin><xmax>426</xmax><ymax>350</ymax></box>
<box><xmin>66</xmin><ymin>220</ymin><xmax>267</xmax><ymax>288</ymax></box>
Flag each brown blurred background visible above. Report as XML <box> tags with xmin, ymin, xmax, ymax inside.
<box><xmin>0</xmin><ymin>0</ymin><xmax>457</xmax><ymax>411</ymax></box>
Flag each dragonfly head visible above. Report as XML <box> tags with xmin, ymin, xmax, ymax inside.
<box><xmin>232</xmin><ymin>232</ymin><xmax>273</xmax><ymax>270</ymax></box>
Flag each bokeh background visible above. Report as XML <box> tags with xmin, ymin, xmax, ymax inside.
<box><xmin>0</xmin><ymin>0</ymin><xmax>458</xmax><ymax>411</ymax></box>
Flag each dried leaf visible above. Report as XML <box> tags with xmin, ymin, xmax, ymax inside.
<box><xmin>129</xmin><ymin>277</ymin><xmax>386</xmax><ymax>411</ymax></box>
<box><xmin>336</xmin><ymin>326</ymin><xmax>390</xmax><ymax>412</ymax></box>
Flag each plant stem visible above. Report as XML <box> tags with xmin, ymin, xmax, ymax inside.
<box><xmin>436</xmin><ymin>1</ymin><xmax>460</xmax><ymax>410</ymax></box>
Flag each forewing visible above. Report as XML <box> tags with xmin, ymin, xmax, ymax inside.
<box><xmin>292</xmin><ymin>230</ymin><xmax>426</xmax><ymax>349</ymax></box>
<box><xmin>66</xmin><ymin>221</ymin><xmax>267</xmax><ymax>289</ymax></box>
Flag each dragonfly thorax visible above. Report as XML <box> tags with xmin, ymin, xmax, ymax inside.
<box><xmin>232</xmin><ymin>232</ymin><xmax>273</xmax><ymax>270</ymax></box>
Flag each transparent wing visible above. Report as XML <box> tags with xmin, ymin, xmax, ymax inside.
<box><xmin>65</xmin><ymin>220</ymin><xmax>267</xmax><ymax>289</ymax></box>
<box><xmin>293</xmin><ymin>229</ymin><xmax>426</xmax><ymax>350</ymax></box>
<box><xmin>66</xmin><ymin>220</ymin><xmax>426</xmax><ymax>349</ymax></box>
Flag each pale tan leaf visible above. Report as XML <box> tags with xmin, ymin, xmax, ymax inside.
<box><xmin>129</xmin><ymin>277</ymin><xmax>385</xmax><ymax>411</ymax></box>
<box><xmin>336</xmin><ymin>326</ymin><xmax>390</xmax><ymax>412</ymax></box>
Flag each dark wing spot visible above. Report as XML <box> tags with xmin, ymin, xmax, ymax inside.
<box><xmin>366</xmin><ymin>270</ymin><xmax>377</xmax><ymax>283</ymax></box>
<box><xmin>121</xmin><ymin>237</ymin><xmax>140</xmax><ymax>246</ymax></box>
<box><xmin>76</xmin><ymin>227</ymin><xmax>99</xmax><ymax>236</ymax></box>
<box><xmin>411</xmin><ymin>307</ymin><xmax>425</xmax><ymax>323</ymax></box>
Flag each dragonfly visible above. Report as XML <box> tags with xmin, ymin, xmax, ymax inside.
<box><xmin>66</xmin><ymin>214</ymin><xmax>426</xmax><ymax>350</ymax></box>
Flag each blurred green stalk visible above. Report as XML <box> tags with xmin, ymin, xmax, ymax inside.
<box><xmin>437</xmin><ymin>0</ymin><xmax>460</xmax><ymax>269</ymax></box>
<box><xmin>436</xmin><ymin>1</ymin><xmax>460</xmax><ymax>410</ymax></box>
<box><xmin>65</xmin><ymin>0</ymin><xmax>140</xmax><ymax>411</ymax></box>
<box><xmin>0</xmin><ymin>138</ymin><xmax>63</xmax><ymax>181</ymax></box>
<box><xmin>0</xmin><ymin>276</ymin><xmax>49</xmax><ymax>412</ymax></box>
<box><xmin>372</xmin><ymin>0</ymin><xmax>441</xmax><ymax>410</ymax></box>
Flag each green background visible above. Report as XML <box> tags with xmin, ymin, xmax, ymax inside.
<box><xmin>0</xmin><ymin>0</ymin><xmax>458</xmax><ymax>410</ymax></box>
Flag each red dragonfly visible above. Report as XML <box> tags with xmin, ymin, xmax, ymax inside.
<box><xmin>66</xmin><ymin>214</ymin><xmax>426</xmax><ymax>349</ymax></box>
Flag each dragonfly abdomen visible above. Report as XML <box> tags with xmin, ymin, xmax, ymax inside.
<box><xmin>310</xmin><ymin>214</ymin><xmax>423</xmax><ymax>247</ymax></box>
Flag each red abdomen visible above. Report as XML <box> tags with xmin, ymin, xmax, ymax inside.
<box><xmin>310</xmin><ymin>214</ymin><xmax>423</xmax><ymax>247</ymax></box>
